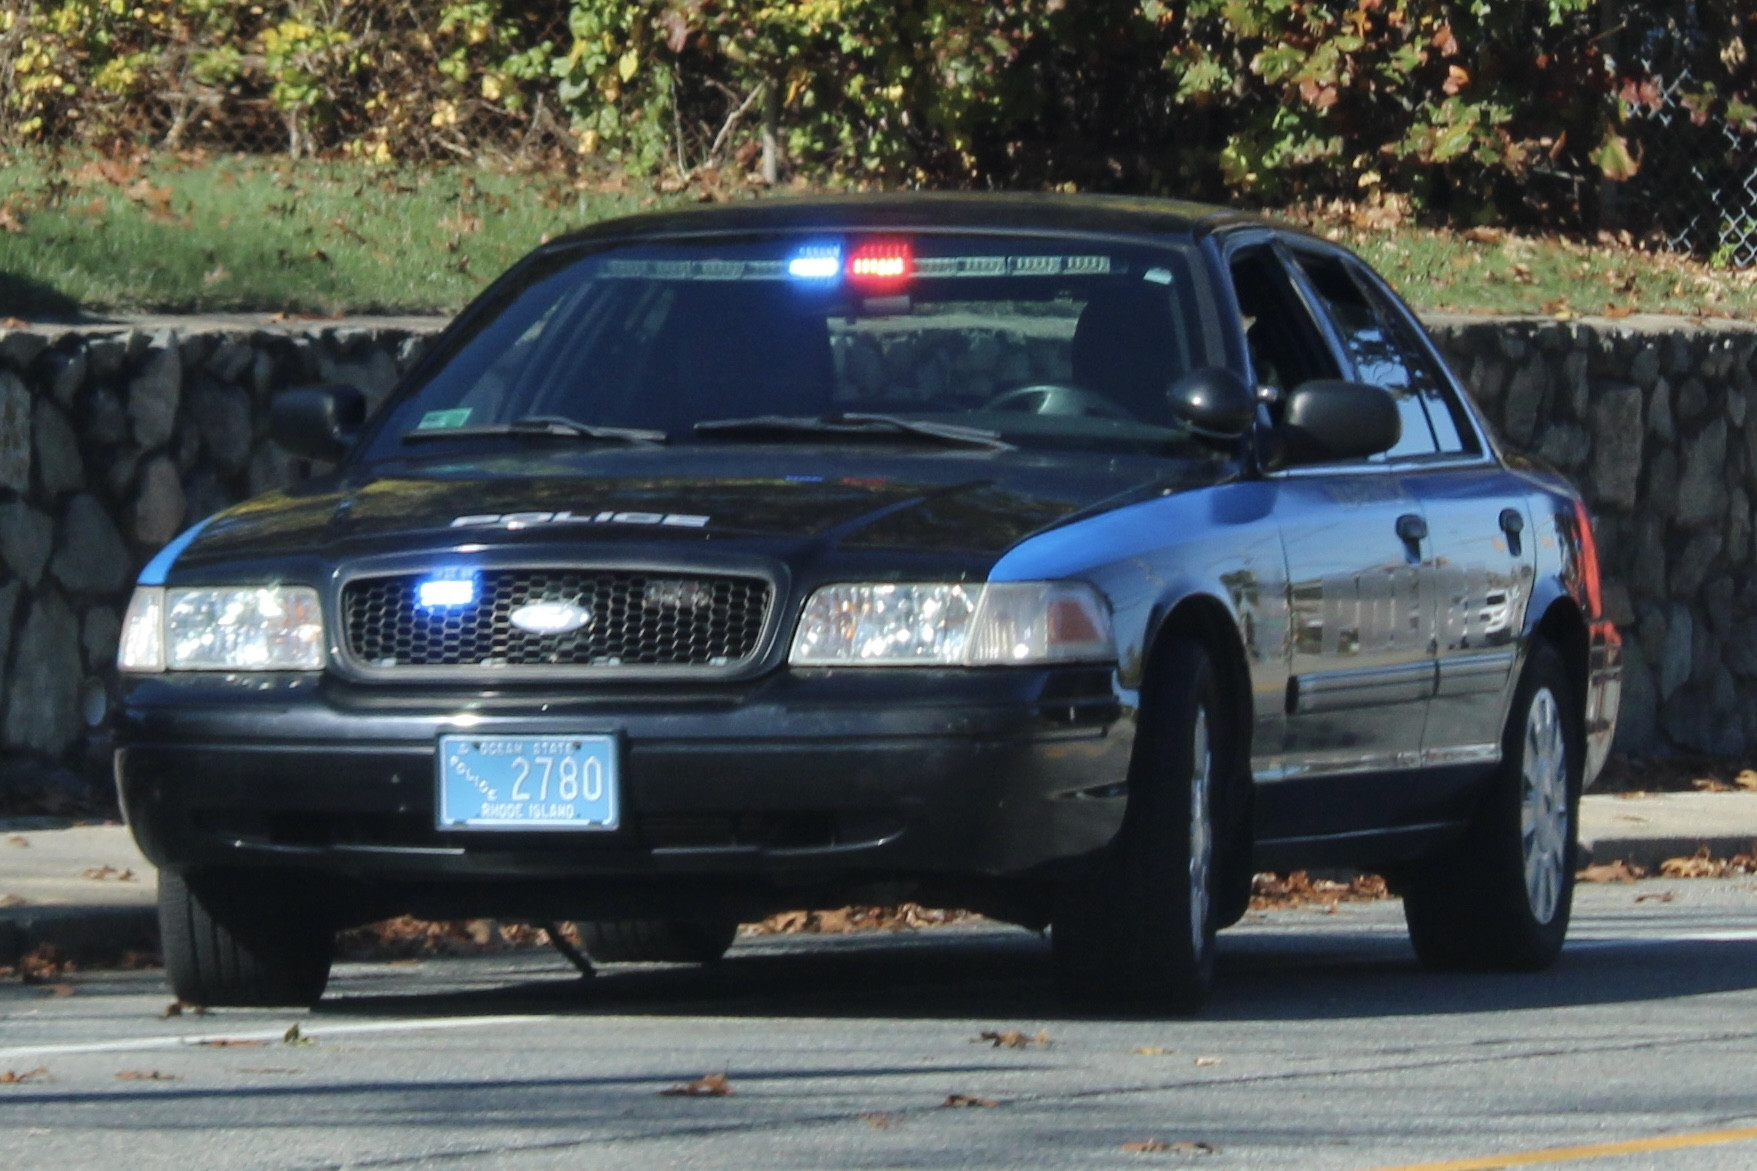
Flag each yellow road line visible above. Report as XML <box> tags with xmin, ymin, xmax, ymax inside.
<box><xmin>1367</xmin><ymin>1125</ymin><xmax>1757</xmax><ymax>1171</ymax></box>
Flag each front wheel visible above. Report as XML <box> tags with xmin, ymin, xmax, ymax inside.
<box><xmin>1052</xmin><ymin>634</ymin><xmax>1229</xmax><ymax>1013</ymax></box>
<box><xmin>159</xmin><ymin>870</ymin><xmax>333</xmax><ymax>1008</ymax></box>
<box><xmin>1402</xmin><ymin>642</ymin><xmax>1582</xmax><ymax>971</ymax></box>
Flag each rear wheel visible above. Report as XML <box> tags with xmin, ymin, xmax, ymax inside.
<box><xmin>578</xmin><ymin>918</ymin><xmax>739</xmax><ymax>965</ymax></box>
<box><xmin>158</xmin><ymin>869</ymin><xmax>333</xmax><ymax>1008</ymax></box>
<box><xmin>1052</xmin><ymin>634</ymin><xmax>1231</xmax><ymax>1013</ymax></box>
<box><xmin>1402</xmin><ymin>643</ymin><xmax>1582</xmax><ymax>971</ymax></box>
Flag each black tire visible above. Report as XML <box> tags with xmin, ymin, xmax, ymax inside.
<box><xmin>1052</xmin><ymin>634</ymin><xmax>1231</xmax><ymax>1013</ymax></box>
<box><xmin>578</xmin><ymin>918</ymin><xmax>739</xmax><ymax>965</ymax></box>
<box><xmin>1402</xmin><ymin>642</ymin><xmax>1582</xmax><ymax>972</ymax></box>
<box><xmin>158</xmin><ymin>869</ymin><xmax>333</xmax><ymax>1008</ymax></box>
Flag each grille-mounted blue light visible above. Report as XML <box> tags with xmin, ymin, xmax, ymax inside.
<box><xmin>787</xmin><ymin>244</ymin><xmax>842</xmax><ymax>281</ymax></box>
<box><xmin>416</xmin><ymin>572</ymin><xmax>478</xmax><ymax>609</ymax></box>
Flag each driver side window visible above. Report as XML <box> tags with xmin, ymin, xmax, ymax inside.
<box><xmin>1226</xmin><ymin>246</ymin><xmax>1340</xmax><ymax>394</ymax></box>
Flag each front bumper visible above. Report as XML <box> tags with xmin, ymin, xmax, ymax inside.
<box><xmin>116</xmin><ymin>667</ymin><xmax>1130</xmax><ymax>919</ymax></box>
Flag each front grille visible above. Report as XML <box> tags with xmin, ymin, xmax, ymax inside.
<box><xmin>341</xmin><ymin>569</ymin><xmax>772</xmax><ymax>672</ymax></box>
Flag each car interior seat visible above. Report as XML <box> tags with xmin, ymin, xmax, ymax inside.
<box><xmin>1071</xmin><ymin>282</ymin><xmax>1182</xmax><ymax>425</ymax></box>
<box><xmin>650</xmin><ymin>285</ymin><xmax>835</xmax><ymax>429</ymax></box>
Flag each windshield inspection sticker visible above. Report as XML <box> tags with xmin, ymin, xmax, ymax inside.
<box><xmin>418</xmin><ymin>408</ymin><xmax>473</xmax><ymax>430</ymax></box>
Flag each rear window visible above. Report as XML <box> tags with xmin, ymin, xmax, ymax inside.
<box><xmin>363</xmin><ymin>232</ymin><xmax>1225</xmax><ymax>459</ymax></box>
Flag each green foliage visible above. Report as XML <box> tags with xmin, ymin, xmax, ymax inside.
<box><xmin>0</xmin><ymin>1</ymin><xmax>1751</xmax><ymax>226</ymax></box>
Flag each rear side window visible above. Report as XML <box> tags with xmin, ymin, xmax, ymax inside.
<box><xmin>1289</xmin><ymin>249</ymin><xmax>1476</xmax><ymax>458</ymax></box>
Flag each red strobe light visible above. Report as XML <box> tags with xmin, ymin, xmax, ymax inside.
<box><xmin>847</xmin><ymin>240</ymin><xmax>913</xmax><ymax>283</ymax></box>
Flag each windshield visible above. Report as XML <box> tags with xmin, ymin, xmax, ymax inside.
<box><xmin>363</xmin><ymin>231</ymin><xmax>1226</xmax><ymax>461</ymax></box>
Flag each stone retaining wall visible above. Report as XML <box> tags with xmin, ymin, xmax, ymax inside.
<box><xmin>0</xmin><ymin>313</ymin><xmax>1750</xmax><ymax>801</ymax></box>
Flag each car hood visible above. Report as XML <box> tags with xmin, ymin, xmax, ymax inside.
<box><xmin>172</xmin><ymin>447</ymin><xmax>1231</xmax><ymax>575</ymax></box>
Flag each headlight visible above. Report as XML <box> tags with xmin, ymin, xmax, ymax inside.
<box><xmin>117</xmin><ymin>585</ymin><xmax>325</xmax><ymax>672</ymax></box>
<box><xmin>118</xmin><ymin>587</ymin><xmax>166</xmax><ymax>673</ymax></box>
<box><xmin>789</xmin><ymin>581</ymin><xmax>1114</xmax><ymax>667</ymax></box>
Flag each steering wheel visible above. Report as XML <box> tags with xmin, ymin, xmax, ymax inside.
<box><xmin>982</xmin><ymin>384</ymin><xmax>1136</xmax><ymax>420</ymax></box>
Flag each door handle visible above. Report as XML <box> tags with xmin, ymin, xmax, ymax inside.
<box><xmin>1499</xmin><ymin>508</ymin><xmax>1524</xmax><ymax>556</ymax></box>
<box><xmin>1395</xmin><ymin>513</ymin><xmax>1427</xmax><ymax>543</ymax></box>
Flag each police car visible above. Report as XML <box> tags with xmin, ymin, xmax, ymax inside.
<box><xmin>115</xmin><ymin>194</ymin><xmax>1620</xmax><ymax>1010</ymax></box>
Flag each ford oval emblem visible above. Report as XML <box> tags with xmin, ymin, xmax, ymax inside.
<box><xmin>508</xmin><ymin>600</ymin><xmax>593</xmax><ymax>636</ymax></box>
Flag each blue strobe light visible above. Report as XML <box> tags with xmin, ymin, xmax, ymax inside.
<box><xmin>787</xmin><ymin>244</ymin><xmax>842</xmax><ymax>281</ymax></box>
<box><xmin>416</xmin><ymin>572</ymin><xmax>478</xmax><ymax>609</ymax></box>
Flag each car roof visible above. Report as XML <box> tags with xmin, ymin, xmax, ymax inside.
<box><xmin>549</xmin><ymin>191</ymin><xmax>1267</xmax><ymax>247</ymax></box>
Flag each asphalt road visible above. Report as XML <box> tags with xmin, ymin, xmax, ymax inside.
<box><xmin>5</xmin><ymin>880</ymin><xmax>1757</xmax><ymax>1171</ymax></box>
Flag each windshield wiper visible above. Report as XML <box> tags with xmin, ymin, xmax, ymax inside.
<box><xmin>402</xmin><ymin>415</ymin><xmax>668</xmax><ymax>445</ymax></box>
<box><xmin>694</xmin><ymin>413</ymin><xmax>1014</xmax><ymax>452</ymax></box>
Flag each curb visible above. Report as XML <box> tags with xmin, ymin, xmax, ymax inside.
<box><xmin>0</xmin><ymin>906</ymin><xmax>159</xmax><ymax>968</ymax></box>
<box><xmin>1579</xmin><ymin>834</ymin><xmax>1757</xmax><ymax>873</ymax></box>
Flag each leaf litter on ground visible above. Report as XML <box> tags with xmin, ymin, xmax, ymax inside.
<box><xmin>976</xmin><ymin>1029</ymin><xmax>1050</xmax><ymax>1049</ymax></box>
<box><xmin>660</xmin><ymin>1072</ymin><xmax>732</xmax><ymax>1097</ymax></box>
<box><xmin>1122</xmin><ymin>1139</ymin><xmax>1217</xmax><ymax>1156</ymax></box>
<box><xmin>943</xmin><ymin>1093</ymin><xmax>1000</xmax><ymax>1108</ymax></box>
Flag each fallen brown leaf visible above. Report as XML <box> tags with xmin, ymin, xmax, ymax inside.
<box><xmin>1250</xmin><ymin>871</ymin><xmax>1388</xmax><ymax>911</ymax></box>
<box><xmin>661</xmin><ymin>1072</ymin><xmax>732</xmax><ymax>1097</ymax></box>
<box><xmin>116</xmin><ymin>1070</ymin><xmax>177</xmax><ymax>1081</ymax></box>
<box><xmin>6</xmin><ymin>835</ymin><xmax>28</xmax><ymax>847</ymax></box>
<box><xmin>19</xmin><ymin>944</ymin><xmax>70</xmax><ymax>984</ymax></box>
<box><xmin>977</xmin><ymin>1029</ymin><xmax>1050</xmax><ymax>1049</ymax></box>
<box><xmin>1604</xmin><ymin>303</ymin><xmax>1635</xmax><ymax>319</ymax></box>
<box><xmin>943</xmin><ymin>1093</ymin><xmax>1000</xmax><ymax>1108</ymax></box>
<box><xmin>1462</xmin><ymin>226</ymin><xmax>1507</xmax><ymax>245</ymax></box>
<box><xmin>860</xmin><ymin>1112</ymin><xmax>896</xmax><ymax>1129</ymax></box>
<box><xmin>0</xmin><ymin>318</ymin><xmax>29</xmax><ymax>330</ymax></box>
<box><xmin>0</xmin><ymin>1068</ymin><xmax>48</xmax><ymax>1084</ymax></box>
<box><xmin>1577</xmin><ymin>860</ymin><xmax>1646</xmax><ymax>883</ymax></box>
<box><xmin>1123</xmin><ymin>1139</ymin><xmax>1171</xmax><ymax>1153</ymax></box>
<box><xmin>0</xmin><ymin>894</ymin><xmax>25</xmax><ymax>908</ymax></box>
<box><xmin>1635</xmin><ymin>891</ymin><xmax>1675</xmax><ymax>903</ymax></box>
<box><xmin>1738</xmin><ymin>770</ymin><xmax>1757</xmax><ymax>791</ymax></box>
<box><xmin>283</xmin><ymin>1023</ymin><xmax>312</xmax><ymax>1046</ymax></box>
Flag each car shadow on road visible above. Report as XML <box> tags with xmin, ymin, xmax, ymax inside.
<box><xmin>315</xmin><ymin>917</ymin><xmax>1757</xmax><ymax>1023</ymax></box>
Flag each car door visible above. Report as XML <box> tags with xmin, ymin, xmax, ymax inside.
<box><xmin>1285</xmin><ymin>244</ymin><xmax>1533</xmax><ymax>770</ymax></box>
<box><xmin>1224</xmin><ymin>239</ymin><xmax>1435</xmax><ymax>841</ymax></box>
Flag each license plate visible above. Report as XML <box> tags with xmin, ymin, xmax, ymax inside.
<box><xmin>436</xmin><ymin>735</ymin><xmax>619</xmax><ymax>831</ymax></box>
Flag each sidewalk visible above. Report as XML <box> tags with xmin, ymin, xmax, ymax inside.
<box><xmin>4</xmin><ymin>792</ymin><xmax>1757</xmax><ymax>967</ymax></box>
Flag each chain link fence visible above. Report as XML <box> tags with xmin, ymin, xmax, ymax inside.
<box><xmin>1614</xmin><ymin>5</ymin><xmax>1757</xmax><ymax>268</ymax></box>
<box><xmin>1621</xmin><ymin>66</ymin><xmax>1757</xmax><ymax>268</ymax></box>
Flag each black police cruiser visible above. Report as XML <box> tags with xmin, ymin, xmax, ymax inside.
<box><xmin>116</xmin><ymin>194</ymin><xmax>1621</xmax><ymax>1011</ymax></box>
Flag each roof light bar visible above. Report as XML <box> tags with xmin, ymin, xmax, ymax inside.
<box><xmin>786</xmin><ymin>244</ymin><xmax>842</xmax><ymax>281</ymax></box>
<box><xmin>848</xmin><ymin>241</ymin><xmax>913</xmax><ymax>283</ymax></box>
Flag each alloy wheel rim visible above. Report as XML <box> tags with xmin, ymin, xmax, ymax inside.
<box><xmin>1520</xmin><ymin>687</ymin><xmax>1568</xmax><ymax>924</ymax></box>
<box><xmin>1189</xmin><ymin>707</ymin><xmax>1213</xmax><ymax>955</ymax></box>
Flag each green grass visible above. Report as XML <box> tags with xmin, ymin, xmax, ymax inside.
<box><xmin>1</xmin><ymin>151</ymin><xmax>1754</xmax><ymax>320</ymax></box>
<box><xmin>0</xmin><ymin>152</ymin><xmax>669</xmax><ymax>317</ymax></box>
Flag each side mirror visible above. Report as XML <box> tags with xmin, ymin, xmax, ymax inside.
<box><xmin>1166</xmin><ymin>367</ymin><xmax>1256</xmax><ymax>441</ymax></box>
<box><xmin>271</xmin><ymin>385</ymin><xmax>366</xmax><ymax>462</ymax></box>
<box><xmin>1275</xmin><ymin>379</ymin><xmax>1401</xmax><ymax>466</ymax></box>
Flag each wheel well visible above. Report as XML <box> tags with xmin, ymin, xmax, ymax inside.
<box><xmin>1533</xmin><ymin>597</ymin><xmax>1590</xmax><ymax>726</ymax></box>
<box><xmin>1143</xmin><ymin>594</ymin><xmax>1255</xmax><ymax>787</ymax></box>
